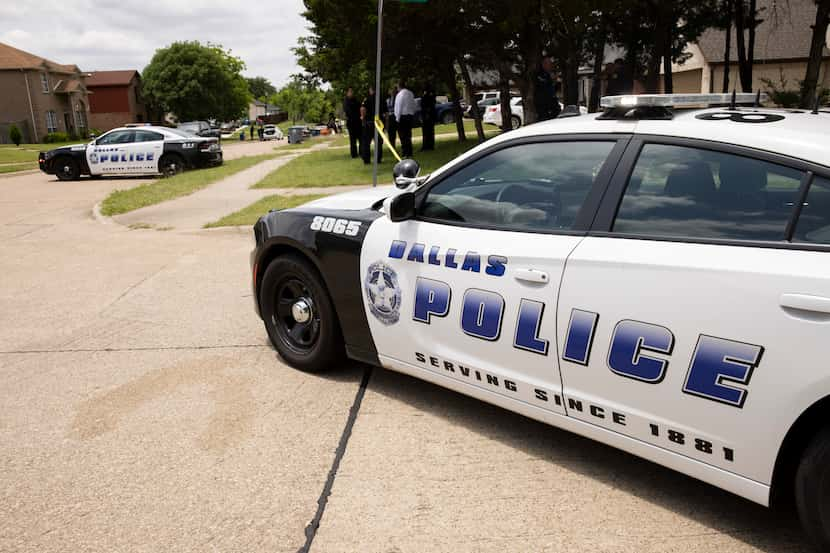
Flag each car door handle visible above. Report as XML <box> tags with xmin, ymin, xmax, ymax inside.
<box><xmin>515</xmin><ymin>268</ymin><xmax>549</xmax><ymax>284</ymax></box>
<box><xmin>780</xmin><ymin>294</ymin><xmax>830</xmax><ymax>315</ymax></box>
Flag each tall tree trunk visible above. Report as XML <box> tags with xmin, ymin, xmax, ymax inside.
<box><xmin>443</xmin><ymin>62</ymin><xmax>466</xmax><ymax>142</ymax></box>
<box><xmin>498</xmin><ymin>67</ymin><xmax>513</xmax><ymax>132</ymax></box>
<box><xmin>801</xmin><ymin>0</ymin><xmax>830</xmax><ymax>108</ymax></box>
<box><xmin>735</xmin><ymin>0</ymin><xmax>753</xmax><ymax>91</ymax></box>
<box><xmin>747</xmin><ymin>0</ymin><xmax>757</xmax><ymax>88</ymax></box>
<box><xmin>723</xmin><ymin>0</ymin><xmax>733</xmax><ymax>93</ymax></box>
<box><xmin>459</xmin><ymin>60</ymin><xmax>486</xmax><ymax>142</ymax></box>
<box><xmin>564</xmin><ymin>40</ymin><xmax>580</xmax><ymax>105</ymax></box>
<box><xmin>589</xmin><ymin>28</ymin><xmax>605</xmax><ymax>112</ymax></box>
<box><xmin>663</xmin><ymin>23</ymin><xmax>674</xmax><ymax>93</ymax></box>
<box><xmin>645</xmin><ymin>2</ymin><xmax>670</xmax><ymax>93</ymax></box>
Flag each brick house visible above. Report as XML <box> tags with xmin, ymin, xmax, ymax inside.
<box><xmin>0</xmin><ymin>41</ymin><xmax>90</xmax><ymax>143</ymax></box>
<box><xmin>664</xmin><ymin>0</ymin><xmax>830</xmax><ymax>95</ymax></box>
<box><xmin>86</xmin><ymin>70</ymin><xmax>148</xmax><ymax>132</ymax></box>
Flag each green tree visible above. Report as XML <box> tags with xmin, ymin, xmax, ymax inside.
<box><xmin>9</xmin><ymin>124</ymin><xmax>22</xmax><ymax>146</ymax></box>
<box><xmin>142</xmin><ymin>41</ymin><xmax>251</xmax><ymax>122</ymax></box>
<box><xmin>246</xmin><ymin>76</ymin><xmax>276</xmax><ymax>100</ymax></box>
<box><xmin>271</xmin><ymin>76</ymin><xmax>334</xmax><ymax>124</ymax></box>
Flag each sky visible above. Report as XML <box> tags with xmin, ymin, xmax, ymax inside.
<box><xmin>0</xmin><ymin>0</ymin><xmax>308</xmax><ymax>88</ymax></box>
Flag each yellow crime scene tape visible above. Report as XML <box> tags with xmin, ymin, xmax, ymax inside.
<box><xmin>374</xmin><ymin>115</ymin><xmax>402</xmax><ymax>163</ymax></box>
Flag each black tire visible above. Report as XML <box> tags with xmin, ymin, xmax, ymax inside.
<box><xmin>795</xmin><ymin>426</ymin><xmax>830</xmax><ymax>550</ymax></box>
<box><xmin>441</xmin><ymin>111</ymin><xmax>454</xmax><ymax>125</ymax></box>
<box><xmin>54</xmin><ymin>156</ymin><xmax>80</xmax><ymax>181</ymax></box>
<box><xmin>260</xmin><ymin>255</ymin><xmax>344</xmax><ymax>372</ymax></box>
<box><xmin>511</xmin><ymin>115</ymin><xmax>522</xmax><ymax>130</ymax></box>
<box><xmin>159</xmin><ymin>154</ymin><xmax>184</xmax><ymax>178</ymax></box>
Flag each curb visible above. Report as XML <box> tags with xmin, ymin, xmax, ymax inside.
<box><xmin>92</xmin><ymin>201</ymin><xmax>113</xmax><ymax>226</ymax></box>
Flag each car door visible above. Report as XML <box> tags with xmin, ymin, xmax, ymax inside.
<box><xmin>361</xmin><ymin>136</ymin><xmax>627</xmax><ymax>416</ymax></box>
<box><xmin>87</xmin><ymin>130</ymin><xmax>135</xmax><ymax>176</ymax></box>
<box><xmin>557</xmin><ymin>136</ymin><xmax>830</xmax><ymax>487</ymax></box>
<box><xmin>130</xmin><ymin>130</ymin><xmax>165</xmax><ymax>174</ymax></box>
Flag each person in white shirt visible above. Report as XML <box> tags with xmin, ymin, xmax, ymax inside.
<box><xmin>393</xmin><ymin>80</ymin><xmax>416</xmax><ymax>157</ymax></box>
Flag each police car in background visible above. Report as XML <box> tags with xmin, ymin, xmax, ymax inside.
<box><xmin>250</xmin><ymin>93</ymin><xmax>830</xmax><ymax>549</ymax></box>
<box><xmin>39</xmin><ymin>124</ymin><xmax>223</xmax><ymax>181</ymax></box>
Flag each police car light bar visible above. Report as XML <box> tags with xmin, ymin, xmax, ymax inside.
<box><xmin>600</xmin><ymin>93</ymin><xmax>769</xmax><ymax>109</ymax></box>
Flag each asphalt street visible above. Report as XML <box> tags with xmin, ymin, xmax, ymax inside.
<box><xmin>0</xmin><ymin>163</ymin><xmax>815</xmax><ymax>552</ymax></box>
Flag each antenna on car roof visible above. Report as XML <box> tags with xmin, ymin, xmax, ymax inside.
<box><xmin>729</xmin><ymin>89</ymin><xmax>737</xmax><ymax>110</ymax></box>
<box><xmin>812</xmin><ymin>92</ymin><xmax>821</xmax><ymax>114</ymax></box>
<box><xmin>754</xmin><ymin>90</ymin><xmax>761</xmax><ymax>107</ymax></box>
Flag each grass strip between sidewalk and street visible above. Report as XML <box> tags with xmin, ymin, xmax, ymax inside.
<box><xmin>204</xmin><ymin>193</ymin><xmax>328</xmax><ymax>228</ymax></box>
<box><xmin>0</xmin><ymin>163</ymin><xmax>36</xmax><ymax>174</ymax></box>
<box><xmin>100</xmin><ymin>153</ymin><xmax>279</xmax><ymax>216</ymax></box>
<box><xmin>254</xmin><ymin>134</ymin><xmax>496</xmax><ymax>189</ymax></box>
<box><xmin>0</xmin><ymin>143</ymin><xmax>80</xmax><ymax>164</ymax></box>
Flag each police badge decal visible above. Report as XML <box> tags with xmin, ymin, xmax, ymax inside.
<box><xmin>365</xmin><ymin>262</ymin><xmax>402</xmax><ymax>325</ymax></box>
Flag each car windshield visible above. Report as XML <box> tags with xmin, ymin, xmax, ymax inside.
<box><xmin>166</xmin><ymin>128</ymin><xmax>194</xmax><ymax>138</ymax></box>
<box><xmin>178</xmin><ymin>123</ymin><xmax>201</xmax><ymax>134</ymax></box>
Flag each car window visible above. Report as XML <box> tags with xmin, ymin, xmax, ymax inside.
<box><xmin>420</xmin><ymin>141</ymin><xmax>615</xmax><ymax>232</ymax></box>
<box><xmin>134</xmin><ymin>130</ymin><xmax>164</xmax><ymax>142</ymax></box>
<box><xmin>612</xmin><ymin>144</ymin><xmax>804</xmax><ymax>241</ymax></box>
<box><xmin>794</xmin><ymin>176</ymin><xmax>830</xmax><ymax>244</ymax></box>
<box><xmin>97</xmin><ymin>130</ymin><xmax>135</xmax><ymax>145</ymax></box>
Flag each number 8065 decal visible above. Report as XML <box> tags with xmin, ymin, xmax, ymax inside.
<box><xmin>310</xmin><ymin>216</ymin><xmax>362</xmax><ymax>236</ymax></box>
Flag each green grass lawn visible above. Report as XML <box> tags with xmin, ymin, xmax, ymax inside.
<box><xmin>205</xmin><ymin>193</ymin><xmax>328</xmax><ymax>228</ymax></box>
<box><xmin>100</xmin><ymin>153</ymin><xmax>278</xmax><ymax>216</ymax></box>
<box><xmin>0</xmin><ymin>142</ymin><xmax>82</xmax><ymax>164</ymax></box>
<box><xmin>0</xmin><ymin>163</ymin><xmax>36</xmax><ymax>174</ymax></box>
<box><xmin>254</xmin><ymin>134</ymin><xmax>495</xmax><ymax>189</ymax></box>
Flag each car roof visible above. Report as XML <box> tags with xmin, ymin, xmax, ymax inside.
<box><xmin>107</xmin><ymin>125</ymin><xmax>196</xmax><ymax>139</ymax></box>
<box><xmin>500</xmin><ymin>107</ymin><xmax>830</xmax><ymax>167</ymax></box>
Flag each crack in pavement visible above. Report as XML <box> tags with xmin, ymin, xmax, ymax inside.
<box><xmin>0</xmin><ymin>344</ymin><xmax>269</xmax><ymax>355</ymax></box>
<box><xmin>298</xmin><ymin>365</ymin><xmax>373</xmax><ymax>553</ymax></box>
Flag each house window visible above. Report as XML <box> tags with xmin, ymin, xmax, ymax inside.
<box><xmin>46</xmin><ymin>110</ymin><xmax>58</xmax><ymax>133</ymax></box>
<box><xmin>41</xmin><ymin>73</ymin><xmax>49</xmax><ymax>93</ymax></box>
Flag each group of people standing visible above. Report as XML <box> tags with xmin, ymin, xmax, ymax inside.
<box><xmin>343</xmin><ymin>80</ymin><xmax>437</xmax><ymax>164</ymax></box>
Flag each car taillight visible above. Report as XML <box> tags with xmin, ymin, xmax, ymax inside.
<box><xmin>488</xmin><ymin>107</ymin><xmax>498</xmax><ymax>113</ymax></box>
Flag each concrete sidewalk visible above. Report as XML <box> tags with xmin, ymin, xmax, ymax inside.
<box><xmin>112</xmin><ymin>156</ymin><xmax>297</xmax><ymax>230</ymax></box>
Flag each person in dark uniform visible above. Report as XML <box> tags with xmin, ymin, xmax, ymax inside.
<box><xmin>420</xmin><ymin>83</ymin><xmax>436</xmax><ymax>151</ymax></box>
<box><xmin>258</xmin><ymin>121</ymin><xmax>265</xmax><ymax>141</ymax></box>
<box><xmin>534</xmin><ymin>56</ymin><xmax>561</xmax><ymax>122</ymax></box>
<box><xmin>386</xmin><ymin>87</ymin><xmax>398</xmax><ymax>152</ymax></box>
<box><xmin>343</xmin><ymin>87</ymin><xmax>362</xmax><ymax>159</ymax></box>
<box><xmin>360</xmin><ymin>86</ymin><xmax>385</xmax><ymax>164</ymax></box>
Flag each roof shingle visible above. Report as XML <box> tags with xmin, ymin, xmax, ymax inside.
<box><xmin>85</xmin><ymin>70</ymin><xmax>139</xmax><ymax>87</ymax></box>
<box><xmin>0</xmin><ymin>41</ymin><xmax>80</xmax><ymax>72</ymax></box>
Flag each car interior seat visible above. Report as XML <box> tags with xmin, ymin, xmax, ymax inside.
<box><xmin>718</xmin><ymin>158</ymin><xmax>768</xmax><ymax>212</ymax></box>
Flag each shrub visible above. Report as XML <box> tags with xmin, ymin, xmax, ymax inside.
<box><xmin>42</xmin><ymin>132</ymin><xmax>71</xmax><ymax>143</ymax></box>
<box><xmin>9</xmin><ymin>124</ymin><xmax>22</xmax><ymax>146</ymax></box>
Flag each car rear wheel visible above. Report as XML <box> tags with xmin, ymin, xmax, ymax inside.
<box><xmin>55</xmin><ymin>157</ymin><xmax>80</xmax><ymax>181</ymax></box>
<box><xmin>159</xmin><ymin>154</ymin><xmax>184</xmax><ymax>178</ymax></box>
<box><xmin>795</xmin><ymin>426</ymin><xmax>830</xmax><ymax>550</ymax></box>
<box><xmin>511</xmin><ymin>115</ymin><xmax>522</xmax><ymax>130</ymax></box>
<box><xmin>260</xmin><ymin>255</ymin><xmax>344</xmax><ymax>372</ymax></box>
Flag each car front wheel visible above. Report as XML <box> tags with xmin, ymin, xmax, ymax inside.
<box><xmin>511</xmin><ymin>115</ymin><xmax>522</xmax><ymax>130</ymax></box>
<box><xmin>795</xmin><ymin>426</ymin><xmax>830</xmax><ymax>550</ymax></box>
<box><xmin>260</xmin><ymin>255</ymin><xmax>344</xmax><ymax>372</ymax></box>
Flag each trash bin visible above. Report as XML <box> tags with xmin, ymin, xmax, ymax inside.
<box><xmin>288</xmin><ymin>126</ymin><xmax>304</xmax><ymax>145</ymax></box>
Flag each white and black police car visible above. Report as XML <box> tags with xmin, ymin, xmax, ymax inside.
<box><xmin>251</xmin><ymin>93</ymin><xmax>830</xmax><ymax>548</ymax></box>
<box><xmin>39</xmin><ymin>124</ymin><xmax>223</xmax><ymax>181</ymax></box>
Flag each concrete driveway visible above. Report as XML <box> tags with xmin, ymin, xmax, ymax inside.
<box><xmin>0</xmin><ymin>170</ymin><xmax>813</xmax><ymax>552</ymax></box>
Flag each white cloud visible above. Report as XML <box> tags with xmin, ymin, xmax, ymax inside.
<box><xmin>0</xmin><ymin>0</ymin><xmax>308</xmax><ymax>88</ymax></box>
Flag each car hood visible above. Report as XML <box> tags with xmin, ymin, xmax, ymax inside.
<box><xmin>300</xmin><ymin>185</ymin><xmax>396</xmax><ymax>211</ymax></box>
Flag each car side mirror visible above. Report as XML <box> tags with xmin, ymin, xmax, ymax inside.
<box><xmin>393</xmin><ymin>159</ymin><xmax>421</xmax><ymax>190</ymax></box>
<box><xmin>388</xmin><ymin>192</ymin><xmax>415</xmax><ymax>222</ymax></box>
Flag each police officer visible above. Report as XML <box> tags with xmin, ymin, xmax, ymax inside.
<box><xmin>420</xmin><ymin>82</ymin><xmax>436</xmax><ymax>151</ymax></box>
<box><xmin>386</xmin><ymin>86</ymin><xmax>398</xmax><ymax>152</ymax></box>
<box><xmin>343</xmin><ymin>87</ymin><xmax>362</xmax><ymax>159</ymax></box>
<box><xmin>360</xmin><ymin>86</ymin><xmax>385</xmax><ymax>165</ymax></box>
<box><xmin>534</xmin><ymin>56</ymin><xmax>561</xmax><ymax>122</ymax></box>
